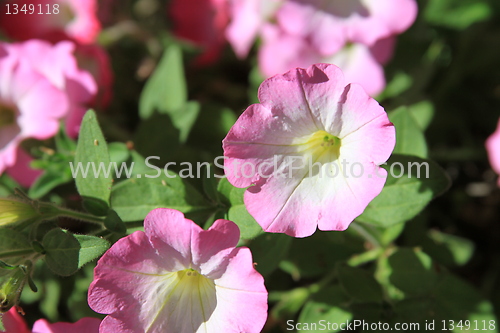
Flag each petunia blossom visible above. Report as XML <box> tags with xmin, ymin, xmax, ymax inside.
<box><xmin>1</xmin><ymin>307</ymin><xmax>100</xmax><ymax>333</ymax></box>
<box><xmin>259</xmin><ymin>23</ymin><xmax>395</xmax><ymax>95</ymax></box>
<box><xmin>274</xmin><ymin>0</ymin><xmax>417</xmax><ymax>56</ymax></box>
<box><xmin>88</xmin><ymin>208</ymin><xmax>268</xmax><ymax>333</ymax></box>
<box><xmin>486</xmin><ymin>118</ymin><xmax>500</xmax><ymax>186</ymax></box>
<box><xmin>0</xmin><ymin>39</ymin><xmax>96</xmax><ymax>176</ymax></box>
<box><xmin>225</xmin><ymin>0</ymin><xmax>416</xmax><ymax>58</ymax></box>
<box><xmin>223</xmin><ymin>63</ymin><xmax>395</xmax><ymax>237</ymax></box>
<box><xmin>0</xmin><ymin>0</ymin><xmax>101</xmax><ymax>45</ymax></box>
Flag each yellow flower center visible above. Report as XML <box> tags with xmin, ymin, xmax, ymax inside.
<box><xmin>300</xmin><ymin>130</ymin><xmax>342</xmax><ymax>162</ymax></box>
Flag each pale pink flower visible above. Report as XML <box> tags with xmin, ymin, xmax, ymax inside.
<box><xmin>259</xmin><ymin>24</ymin><xmax>394</xmax><ymax>95</ymax></box>
<box><xmin>223</xmin><ymin>63</ymin><xmax>395</xmax><ymax>237</ymax></box>
<box><xmin>0</xmin><ymin>0</ymin><xmax>101</xmax><ymax>44</ymax></box>
<box><xmin>226</xmin><ymin>0</ymin><xmax>416</xmax><ymax>58</ymax></box>
<box><xmin>0</xmin><ymin>39</ymin><xmax>96</xmax><ymax>175</ymax></box>
<box><xmin>225</xmin><ymin>0</ymin><xmax>283</xmax><ymax>58</ymax></box>
<box><xmin>1</xmin><ymin>308</ymin><xmax>100</xmax><ymax>333</ymax></box>
<box><xmin>486</xmin><ymin>118</ymin><xmax>500</xmax><ymax>186</ymax></box>
<box><xmin>274</xmin><ymin>0</ymin><xmax>417</xmax><ymax>55</ymax></box>
<box><xmin>88</xmin><ymin>208</ymin><xmax>268</xmax><ymax>333</ymax></box>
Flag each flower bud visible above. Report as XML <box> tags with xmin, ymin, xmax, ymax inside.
<box><xmin>0</xmin><ymin>199</ymin><xmax>37</xmax><ymax>228</ymax></box>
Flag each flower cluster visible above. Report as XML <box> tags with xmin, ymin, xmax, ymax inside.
<box><xmin>228</xmin><ymin>0</ymin><xmax>417</xmax><ymax>95</ymax></box>
<box><xmin>0</xmin><ymin>40</ymin><xmax>96</xmax><ymax>183</ymax></box>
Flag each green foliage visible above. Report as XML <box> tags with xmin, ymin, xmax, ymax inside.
<box><xmin>337</xmin><ymin>264</ymin><xmax>384</xmax><ymax>303</ymax></box>
<box><xmin>42</xmin><ymin>229</ymin><xmax>109</xmax><ymax>277</ymax></box>
<box><xmin>111</xmin><ymin>172</ymin><xmax>212</xmax><ymax>222</ymax></box>
<box><xmin>74</xmin><ymin>110</ymin><xmax>112</xmax><ymax>216</ymax></box>
<box><xmin>357</xmin><ymin>154</ymin><xmax>451</xmax><ymax>227</ymax></box>
<box><xmin>389</xmin><ymin>106</ymin><xmax>428</xmax><ymax>158</ymax></box>
<box><xmin>424</xmin><ymin>0</ymin><xmax>492</xmax><ymax>30</ymax></box>
<box><xmin>139</xmin><ymin>44</ymin><xmax>199</xmax><ymax>143</ymax></box>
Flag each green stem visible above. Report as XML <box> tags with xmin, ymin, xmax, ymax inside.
<box><xmin>0</xmin><ymin>249</ymin><xmax>35</xmax><ymax>259</ymax></box>
<box><xmin>347</xmin><ymin>248</ymin><xmax>384</xmax><ymax>267</ymax></box>
<box><xmin>350</xmin><ymin>223</ymin><xmax>381</xmax><ymax>248</ymax></box>
<box><xmin>55</xmin><ymin>207</ymin><xmax>105</xmax><ymax>226</ymax></box>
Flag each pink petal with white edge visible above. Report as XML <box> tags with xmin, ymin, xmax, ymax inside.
<box><xmin>32</xmin><ymin>317</ymin><xmax>101</xmax><ymax>333</ymax></box>
<box><xmin>207</xmin><ymin>248</ymin><xmax>268</xmax><ymax>332</ymax></box>
<box><xmin>223</xmin><ymin>64</ymin><xmax>395</xmax><ymax>237</ymax></box>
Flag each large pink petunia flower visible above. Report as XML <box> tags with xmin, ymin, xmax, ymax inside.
<box><xmin>486</xmin><ymin>118</ymin><xmax>500</xmax><ymax>186</ymax></box>
<box><xmin>0</xmin><ymin>0</ymin><xmax>101</xmax><ymax>45</ymax></box>
<box><xmin>1</xmin><ymin>307</ymin><xmax>100</xmax><ymax>333</ymax></box>
<box><xmin>223</xmin><ymin>63</ymin><xmax>395</xmax><ymax>237</ymax></box>
<box><xmin>0</xmin><ymin>39</ymin><xmax>96</xmax><ymax>176</ymax></box>
<box><xmin>88</xmin><ymin>208</ymin><xmax>268</xmax><ymax>333</ymax></box>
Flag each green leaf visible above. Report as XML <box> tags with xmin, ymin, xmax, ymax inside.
<box><xmin>394</xmin><ymin>274</ymin><xmax>498</xmax><ymax>331</ymax></box>
<box><xmin>424</xmin><ymin>0</ymin><xmax>492</xmax><ymax>30</ymax></box>
<box><xmin>249</xmin><ymin>233</ymin><xmax>292</xmax><ymax>276</ymax></box>
<box><xmin>337</xmin><ymin>264</ymin><xmax>383</xmax><ymax>303</ymax></box>
<box><xmin>73</xmin><ymin>234</ymin><xmax>110</xmax><ymax>269</ymax></box>
<box><xmin>104</xmin><ymin>209</ymin><xmax>126</xmax><ymax>234</ymax></box>
<box><xmin>298</xmin><ymin>286</ymin><xmax>352</xmax><ymax>333</ymax></box>
<box><xmin>357</xmin><ymin>154</ymin><xmax>451</xmax><ymax>227</ymax></box>
<box><xmin>0</xmin><ymin>174</ymin><xmax>19</xmax><ymax>197</ymax></box>
<box><xmin>108</xmin><ymin>142</ymin><xmax>130</xmax><ymax>165</ymax></box>
<box><xmin>0</xmin><ymin>229</ymin><xmax>32</xmax><ymax>266</ymax></box>
<box><xmin>170</xmin><ymin>101</ymin><xmax>200</xmax><ymax>143</ymax></box>
<box><xmin>55</xmin><ymin>124</ymin><xmax>76</xmax><ymax>153</ymax></box>
<box><xmin>378</xmin><ymin>72</ymin><xmax>413</xmax><ymax>101</ymax></box>
<box><xmin>227</xmin><ymin>205</ymin><xmax>263</xmax><ymax>240</ymax></box>
<box><xmin>42</xmin><ymin>229</ymin><xmax>79</xmax><ymax>276</ymax></box>
<box><xmin>42</xmin><ymin>229</ymin><xmax>109</xmax><ymax>276</ymax></box>
<box><xmin>424</xmin><ymin>230</ymin><xmax>475</xmax><ymax>266</ymax></box>
<box><xmin>134</xmin><ymin>113</ymin><xmax>181</xmax><ymax>162</ymax></box>
<box><xmin>28</xmin><ymin>167</ymin><xmax>72</xmax><ymax>199</ymax></box>
<box><xmin>139</xmin><ymin>44</ymin><xmax>187</xmax><ymax>119</ymax></box>
<box><xmin>282</xmin><ymin>232</ymin><xmax>364</xmax><ymax>279</ymax></box>
<box><xmin>73</xmin><ymin>110</ymin><xmax>112</xmax><ymax>215</ymax></box>
<box><xmin>388</xmin><ymin>248</ymin><xmax>437</xmax><ymax>297</ymax></box>
<box><xmin>407</xmin><ymin>101</ymin><xmax>434</xmax><ymax>131</ymax></box>
<box><xmin>111</xmin><ymin>173</ymin><xmax>212</xmax><ymax>222</ymax></box>
<box><xmin>389</xmin><ymin>107</ymin><xmax>428</xmax><ymax>158</ymax></box>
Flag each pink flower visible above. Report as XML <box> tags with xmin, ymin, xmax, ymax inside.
<box><xmin>222</xmin><ymin>63</ymin><xmax>395</xmax><ymax>237</ymax></box>
<box><xmin>1</xmin><ymin>308</ymin><xmax>100</xmax><ymax>333</ymax></box>
<box><xmin>274</xmin><ymin>0</ymin><xmax>417</xmax><ymax>55</ymax></box>
<box><xmin>225</xmin><ymin>0</ymin><xmax>283</xmax><ymax>58</ymax></box>
<box><xmin>226</xmin><ymin>0</ymin><xmax>416</xmax><ymax>58</ymax></box>
<box><xmin>486</xmin><ymin>118</ymin><xmax>500</xmax><ymax>186</ymax></box>
<box><xmin>5</xmin><ymin>148</ymin><xmax>42</xmax><ymax>188</ymax></box>
<box><xmin>259</xmin><ymin>24</ymin><xmax>395</xmax><ymax>95</ymax></box>
<box><xmin>88</xmin><ymin>208</ymin><xmax>268</xmax><ymax>333</ymax></box>
<box><xmin>0</xmin><ymin>0</ymin><xmax>101</xmax><ymax>45</ymax></box>
<box><xmin>170</xmin><ymin>0</ymin><xmax>230</xmax><ymax>65</ymax></box>
<box><xmin>0</xmin><ymin>39</ymin><xmax>96</xmax><ymax>175</ymax></box>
